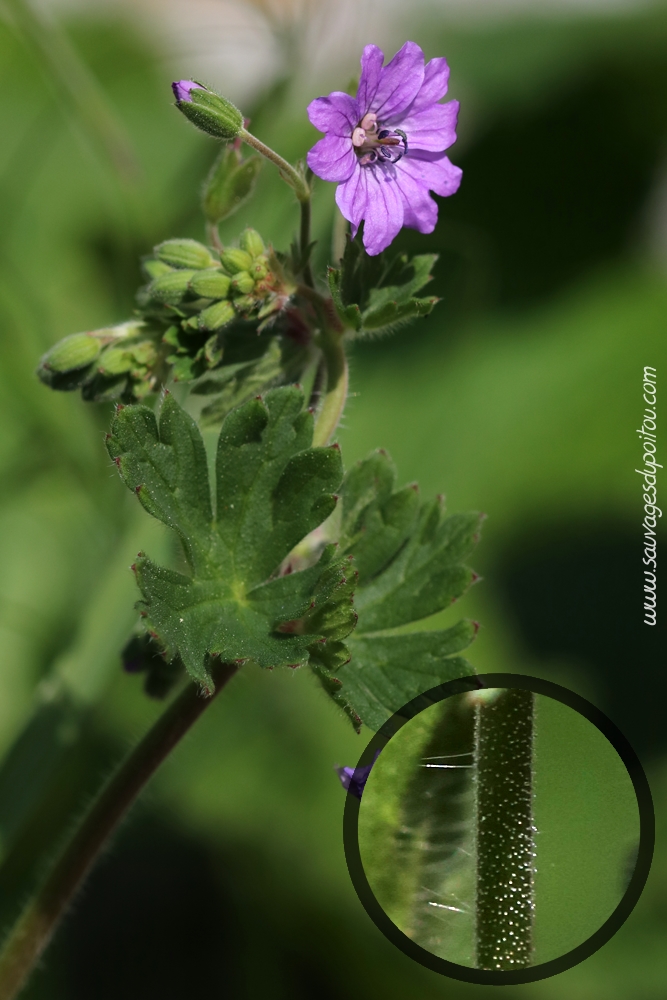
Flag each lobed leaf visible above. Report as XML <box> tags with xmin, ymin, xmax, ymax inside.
<box><xmin>107</xmin><ymin>387</ymin><xmax>344</xmax><ymax>691</ymax></box>
<box><xmin>314</xmin><ymin>450</ymin><xmax>482</xmax><ymax>730</ymax></box>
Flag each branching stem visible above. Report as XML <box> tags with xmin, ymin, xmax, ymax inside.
<box><xmin>0</xmin><ymin>661</ymin><xmax>239</xmax><ymax>1000</ymax></box>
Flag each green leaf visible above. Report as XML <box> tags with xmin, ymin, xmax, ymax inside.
<box><xmin>106</xmin><ymin>387</ymin><xmax>344</xmax><ymax>692</ymax></box>
<box><xmin>340</xmin><ymin>632</ymin><xmax>476</xmax><ymax>734</ymax></box>
<box><xmin>327</xmin><ymin>232</ymin><xmax>439</xmax><ymax>337</ymax></box>
<box><xmin>317</xmin><ymin>450</ymin><xmax>482</xmax><ymax>731</ymax></box>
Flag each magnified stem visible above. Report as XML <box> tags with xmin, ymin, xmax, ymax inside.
<box><xmin>474</xmin><ymin>688</ymin><xmax>535</xmax><ymax>970</ymax></box>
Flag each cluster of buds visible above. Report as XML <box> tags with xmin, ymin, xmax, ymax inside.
<box><xmin>137</xmin><ymin>232</ymin><xmax>294</xmax><ymax>382</ymax></box>
<box><xmin>37</xmin><ymin>229</ymin><xmax>297</xmax><ymax>401</ymax></box>
<box><xmin>36</xmin><ymin>320</ymin><xmax>166</xmax><ymax>403</ymax></box>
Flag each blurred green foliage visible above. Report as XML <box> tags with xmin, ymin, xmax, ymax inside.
<box><xmin>0</xmin><ymin>1</ymin><xmax>666</xmax><ymax>997</ymax></box>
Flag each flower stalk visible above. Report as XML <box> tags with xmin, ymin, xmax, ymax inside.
<box><xmin>240</xmin><ymin>127</ymin><xmax>310</xmax><ymax>202</ymax></box>
<box><xmin>0</xmin><ymin>660</ymin><xmax>239</xmax><ymax>1000</ymax></box>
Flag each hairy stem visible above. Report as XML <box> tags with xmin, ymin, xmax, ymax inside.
<box><xmin>474</xmin><ymin>688</ymin><xmax>535</xmax><ymax>970</ymax></box>
<box><xmin>0</xmin><ymin>661</ymin><xmax>239</xmax><ymax>1000</ymax></box>
<box><xmin>239</xmin><ymin>128</ymin><xmax>309</xmax><ymax>202</ymax></box>
<box><xmin>312</xmin><ymin>328</ymin><xmax>348</xmax><ymax>447</ymax></box>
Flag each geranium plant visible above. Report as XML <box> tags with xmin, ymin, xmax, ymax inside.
<box><xmin>0</xmin><ymin>41</ymin><xmax>549</xmax><ymax>993</ymax></box>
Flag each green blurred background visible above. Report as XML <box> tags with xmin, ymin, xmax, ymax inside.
<box><xmin>0</xmin><ymin>0</ymin><xmax>665</xmax><ymax>996</ymax></box>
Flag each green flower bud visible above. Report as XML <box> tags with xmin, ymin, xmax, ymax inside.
<box><xmin>233</xmin><ymin>295</ymin><xmax>257</xmax><ymax>314</ymax></box>
<box><xmin>97</xmin><ymin>346</ymin><xmax>134</xmax><ymax>376</ymax></box>
<box><xmin>142</xmin><ymin>259</ymin><xmax>174</xmax><ymax>280</ymax></box>
<box><xmin>231</xmin><ymin>271</ymin><xmax>255</xmax><ymax>295</ymax></box>
<box><xmin>39</xmin><ymin>332</ymin><xmax>101</xmax><ymax>374</ymax></box>
<box><xmin>175</xmin><ymin>83</ymin><xmax>244</xmax><ymax>142</ymax></box>
<box><xmin>198</xmin><ymin>300</ymin><xmax>235</xmax><ymax>331</ymax></box>
<box><xmin>149</xmin><ymin>269</ymin><xmax>196</xmax><ymax>304</ymax></box>
<box><xmin>220</xmin><ymin>248</ymin><xmax>254</xmax><ymax>274</ymax></box>
<box><xmin>203</xmin><ymin>148</ymin><xmax>262</xmax><ymax>225</ymax></box>
<box><xmin>155</xmin><ymin>239</ymin><xmax>214</xmax><ymax>270</ymax></box>
<box><xmin>239</xmin><ymin>228</ymin><xmax>265</xmax><ymax>258</ymax></box>
<box><xmin>130</xmin><ymin>341</ymin><xmax>158</xmax><ymax>367</ymax></box>
<box><xmin>204</xmin><ymin>334</ymin><xmax>224</xmax><ymax>365</ymax></box>
<box><xmin>189</xmin><ymin>269</ymin><xmax>232</xmax><ymax>299</ymax></box>
<box><xmin>250</xmin><ymin>259</ymin><xmax>269</xmax><ymax>282</ymax></box>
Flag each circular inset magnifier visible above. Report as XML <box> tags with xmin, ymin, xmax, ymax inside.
<box><xmin>343</xmin><ymin>674</ymin><xmax>654</xmax><ymax>985</ymax></box>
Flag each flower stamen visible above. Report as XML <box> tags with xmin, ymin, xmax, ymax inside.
<box><xmin>354</xmin><ymin>120</ymin><xmax>408</xmax><ymax>166</ymax></box>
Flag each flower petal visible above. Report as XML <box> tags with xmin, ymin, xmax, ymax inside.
<box><xmin>399</xmin><ymin>150</ymin><xmax>463</xmax><ymax>199</ymax></box>
<box><xmin>336</xmin><ymin>165</ymin><xmax>367</xmax><ymax>238</ymax></box>
<box><xmin>394</xmin><ymin>166</ymin><xmax>439</xmax><ymax>233</ymax></box>
<box><xmin>307</xmin><ymin>92</ymin><xmax>358</xmax><ymax>137</ymax></box>
<box><xmin>357</xmin><ymin>44</ymin><xmax>384</xmax><ymax>116</ymax></box>
<box><xmin>360</xmin><ymin>167</ymin><xmax>405</xmax><ymax>256</ymax></box>
<box><xmin>411</xmin><ymin>57</ymin><xmax>451</xmax><ymax>112</ymax></box>
<box><xmin>399</xmin><ymin>100</ymin><xmax>459</xmax><ymax>152</ymax></box>
<box><xmin>371</xmin><ymin>41</ymin><xmax>424</xmax><ymax>120</ymax></box>
<box><xmin>307</xmin><ymin>134</ymin><xmax>356</xmax><ymax>182</ymax></box>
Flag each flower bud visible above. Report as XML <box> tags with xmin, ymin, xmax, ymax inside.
<box><xmin>250</xmin><ymin>258</ymin><xmax>269</xmax><ymax>282</ymax></box>
<box><xmin>239</xmin><ymin>228</ymin><xmax>265</xmax><ymax>258</ymax></box>
<box><xmin>189</xmin><ymin>269</ymin><xmax>232</xmax><ymax>299</ymax></box>
<box><xmin>231</xmin><ymin>271</ymin><xmax>255</xmax><ymax>295</ymax></box>
<box><xmin>149</xmin><ymin>269</ymin><xmax>196</xmax><ymax>304</ymax></box>
<box><xmin>233</xmin><ymin>295</ymin><xmax>256</xmax><ymax>314</ymax></box>
<box><xmin>204</xmin><ymin>334</ymin><xmax>223</xmax><ymax>365</ymax></box>
<box><xmin>173</xmin><ymin>81</ymin><xmax>243</xmax><ymax>141</ymax></box>
<box><xmin>155</xmin><ymin>239</ymin><xmax>214</xmax><ymax>270</ymax></box>
<box><xmin>198</xmin><ymin>300</ymin><xmax>235</xmax><ymax>331</ymax></box>
<box><xmin>97</xmin><ymin>346</ymin><xmax>134</xmax><ymax>376</ymax></box>
<box><xmin>142</xmin><ymin>259</ymin><xmax>174</xmax><ymax>280</ymax></box>
<box><xmin>39</xmin><ymin>332</ymin><xmax>101</xmax><ymax>374</ymax></box>
<box><xmin>202</xmin><ymin>148</ymin><xmax>262</xmax><ymax>225</ymax></box>
<box><xmin>220</xmin><ymin>248</ymin><xmax>253</xmax><ymax>274</ymax></box>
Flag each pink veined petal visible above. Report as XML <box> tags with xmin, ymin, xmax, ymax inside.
<box><xmin>307</xmin><ymin>92</ymin><xmax>359</xmax><ymax>137</ymax></box>
<box><xmin>307</xmin><ymin>134</ymin><xmax>356</xmax><ymax>182</ymax></box>
<box><xmin>360</xmin><ymin>167</ymin><xmax>405</xmax><ymax>256</ymax></box>
<box><xmin>399</xmin><ymin>101</ymin><xmax>459</xmax><ymax>152</ymax></box>
<box><xmin>394</xmin><ymin>165</ymin><xmax>439</xmax><ymax>233</ymax></box>
<box><xmin>356</xmin><ymin>45</ymin><xmax>385</xmax><ymax>116</ymax></box>
<box><xmin>335</xmin><ymin>165</ymin><xmax>368</xmax><ymax>239</ymax></box>
<box><xmin>371</xmin><ymin>41</ymin><xmax>425</xmax><ymax>121</ymax></box>
<box><xmin>398</xmin><ymin>150</ymin><xmax>463</xmax><ymax>198</ymax></box>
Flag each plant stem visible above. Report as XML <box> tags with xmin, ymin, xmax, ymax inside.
<box><xmin>0</xmin><ymin>661</ymin><xmax>239</xmax><ymax>1000</ymax></box>
<box><xmin>474</xmin><ymin>688</ymin><xmax>535</xmax><ymax>970</ymax></box>
<box><xmin>300</xmin><ymin>195</ymin><xmax>315</xmax><ymax>288</ymax></box>
<box><xmin>239</xmin><ymin>128</ymin><xmax>309</xmax><ymax>202</ymax></box>
<box><xmin>312</xmin><ymin>326</ymin><xmax>348</xmax><ymax>447</ymax></box>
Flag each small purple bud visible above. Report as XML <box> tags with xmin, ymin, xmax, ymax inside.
<box><xmin>335</xmin><ymin>750</ymin><xmax>381</xmax><ymax>799</ymax></box>
<box><xmin>172</xmin><ymin>80</ymin><xmax>204</xmax><ymax>104</ymax></box>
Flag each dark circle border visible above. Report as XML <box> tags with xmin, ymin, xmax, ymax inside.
<box><xmin>342</xmin><ymin>672</ymin><xmax>655</xmax><ymax>986</ymax></box>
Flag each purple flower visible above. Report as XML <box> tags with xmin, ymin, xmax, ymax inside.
<box><xmin>172</xmin><ymin>80</ymin><xmax>204</xmax><ymax>103</ymax></box>
<box><xmin>307</xmin><ymin>42</ymin><xmax>462</xmax><ymax>257</ymax></box>
<box><xmin>335</xmin><ymin>750</ymin><xmax>381</xmax><ymax>798</ymax></box>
